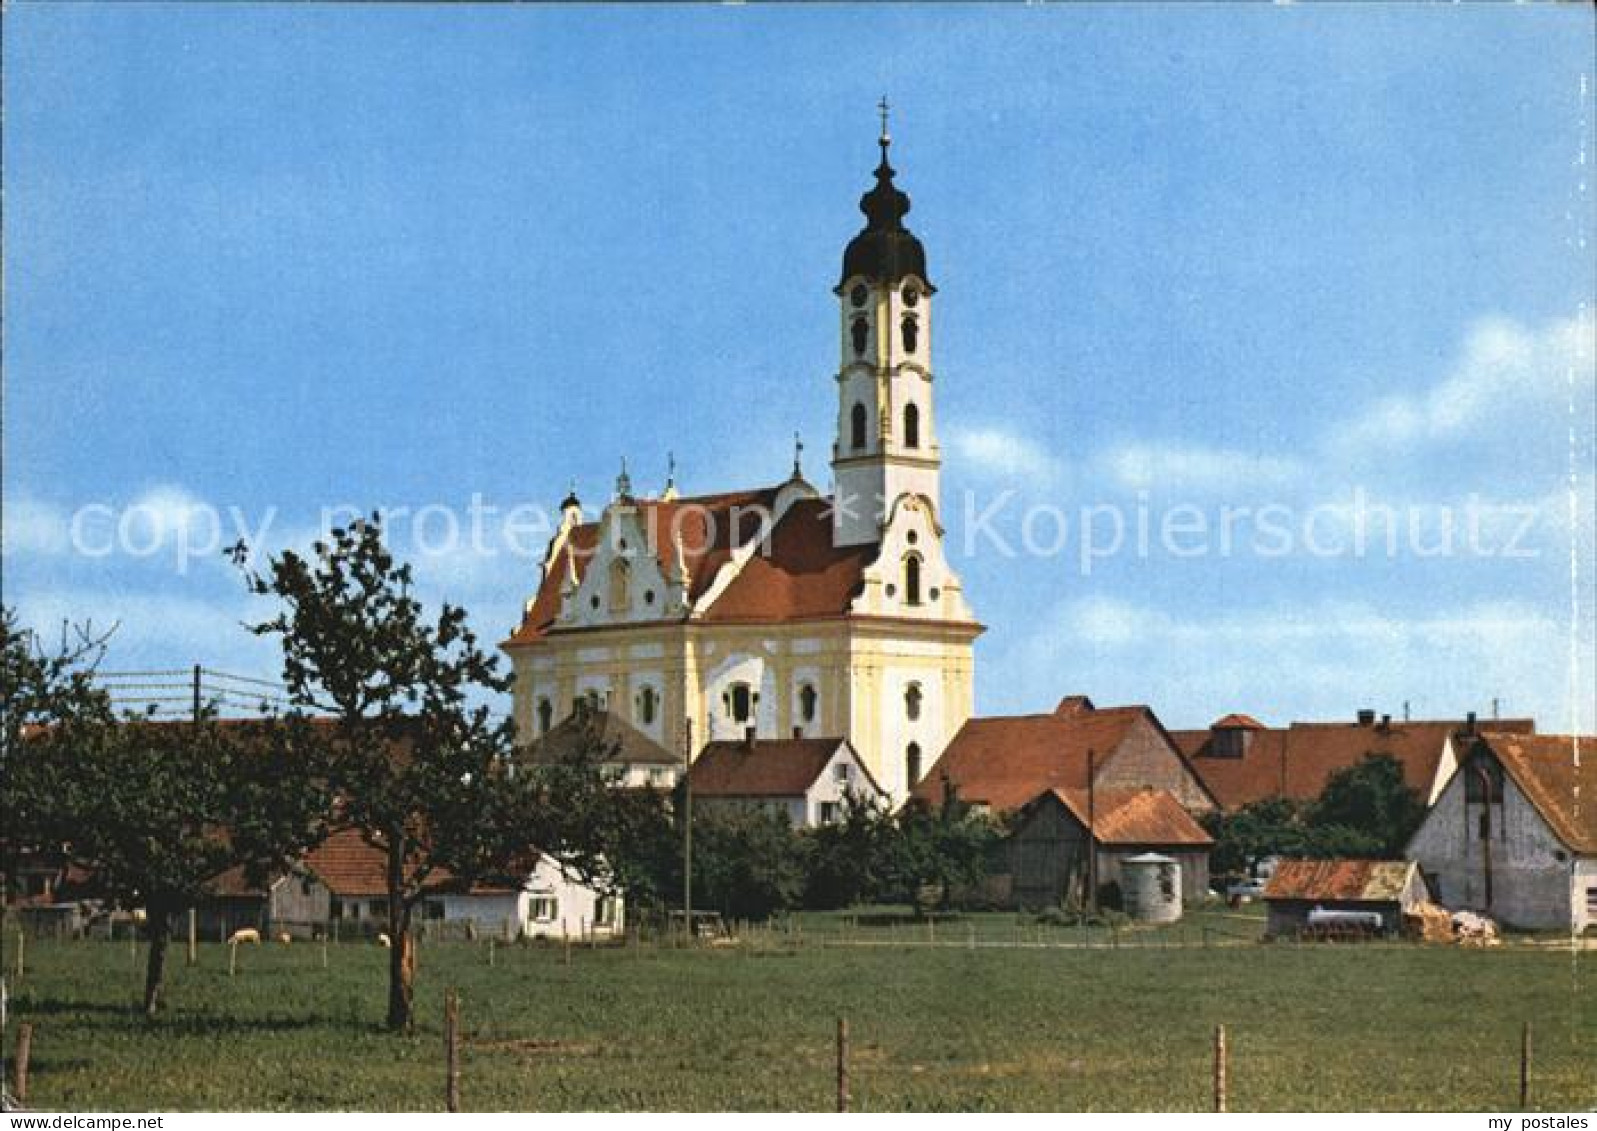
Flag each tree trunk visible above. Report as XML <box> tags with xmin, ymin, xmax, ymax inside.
<box><xmin>385</xmin><ymin>839</ymin><xmax>415</xmax><ymax>1033</ymax></box>
<box><xmin>142</xmin><ymin>903</ymin><xmax>173</xmax><ymax>1018</ymax></box>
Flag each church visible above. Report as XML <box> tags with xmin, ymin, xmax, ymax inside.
<box><xmin>502</xmin><ymin>116</ymin><xmax>982</xmax><ymax>803</ymax></box>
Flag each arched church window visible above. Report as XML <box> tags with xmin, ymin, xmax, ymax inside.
<box><xmin>637</xmin><ymin>685</ymin><xmax>658</xmax><ymax>726</ymax></box>
<box><xmin>850</xmin><ymin>403</ymin><xmax>868</xmax><ymax>451</ymax></box>
<box><xmin>851</xmin><ymin>318</ymin><xmax>869</xmax><ymax>357</ymax></box>
<box><xmin>537</xmin><ymin>697</ymin><xmax>553</xmax><ymax>735</ymax></box>
<box><xmin>607</xmin><ymin>559</ymin><xmax>631</xmax><ymax>612</ymax></box>
<box><xmin>799</xmin><ymin>683</ymin><xmax>818</xmax><ymax>724</ymax></box>
<box><xmin>903</xmin><ymin>553</ymin><xmax>923</xmax><ymax>606</ymax></box>
<box><xmin>901</xmin><ymin>316</ymin><xmax>918</xmax><ymax>354</ymax></box>
<box><xmin>725</xmin><ymin>682</ymin><xmax>753</xmax><ymax>724</ymax></box>
<box><xmin>906</xmin><ymin>742</ymin><xmax>923</xmax><ymax>787</ymax></box>
<box><xmin>904</xmin><ymin>403</ymin><xmax>920</xmax><ymax>449</ymax></box>
<box><xmin>905</xmin><ymin>682</ymin><xmax>922</xmax><ymax>722</ymax></box>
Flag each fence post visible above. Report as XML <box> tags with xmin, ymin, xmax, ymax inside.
<box><xmin>228</xmin><ymin>940</ymin><xmax>238</xmax><ymax>977</ymax></box>
<box><xmin>13</xmin><ymin>929</ymin><xmax>24</xmax><ymax>984</ymax></box>
<box><xmin>1519</xmin><ymin>1020</ymin><xmax>1531</xmax><ymax>1109</ymax></box>
<box><xmin>1213</xmin><ymin>1023</ymin><xmax>1228</xmax><ymax>1113</ymax></box>
<box><xmin>14</xmin><ymin>1021</ymin><xmax>32</xmax><ymax>1106</ymax></box>
<box><xmin>488</xmin><ymin>938</ymin><xmax>495</xmax><ymax>968</ymax></box>
<box><xmin>444</xmin><ymin>988</ymin><xmax>461</xmax><ymax>1113</ymax></box>
<box><xmin>187</xmin><ymin>909</ymin><xmax>198</xmax><ymax>967</ymax></box>
<box><xmin>835</xmin><ymin>1016</ymin><xmax>849</xmax><ymax>1113</ymax></box>
<box><xmin>321</xmin><ymin>937</ymin><xmax>329</xmax><ymax>970</ymax></box>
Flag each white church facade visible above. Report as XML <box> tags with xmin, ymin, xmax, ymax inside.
<box><xmin>503</xmin><ymin>121</ymin><xmax>982</xmax><ymax>803</ymax></box>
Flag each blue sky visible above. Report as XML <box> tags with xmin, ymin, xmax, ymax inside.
<box><xmin>4</xmin><ymin>4</ymin><xmax>1594</xmax><ymax>730</ymax></box>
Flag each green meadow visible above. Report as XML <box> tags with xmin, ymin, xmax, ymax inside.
<box><xmin>3</xmin><ymin>919</ymin><xmax>1592</xmax><ymax>1112</ymax></box>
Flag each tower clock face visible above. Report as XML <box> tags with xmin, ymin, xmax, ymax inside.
<box><xmin>902</xmin><ymin>284</ymin><xmax>920</xmax><ymax>307</ymax></box>
<box><xmin>850</xmin><ymin>284</ymin><xmax>868</xmax><ymax>308</ymax></box>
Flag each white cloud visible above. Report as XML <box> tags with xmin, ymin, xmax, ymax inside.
<box><xmin>1100</xmin><ymin>442</ymin><xmax>1306</xmax><ymax>493</ymax></box>
<box><xmin>947</xmin><ymin>425</ymin><xmax>1066</xmax><ymax>487</ymax></box>
<box><xmin>996</xmin><ymin>594</ymin><xmax>1594</xmax><ymax>733</ymax></box>
<box><xmin>1338</xmin><ymin>310</ymin><xmax>1595</xmax><ymax>455</ymax></box>
<box><xmin>1</xmin><ymin>495</ymin><xmax>70</xmax><ymax>556</ymax></box>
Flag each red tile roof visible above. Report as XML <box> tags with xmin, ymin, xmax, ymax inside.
<box><xmin>911</xmin><ymin>702</ymin><xmax>1161</xmax><ymax>812</ymax></box>
<box><xmin>302</xmin><ymin>828</ymin><xmax>521</xmax><ymax>897</ymax></box>
<box><xmin>509</xmin><ymin>486</ymin><xmax>807</xmax><ymax>644</ymax></box>
<box><xmin>520</xmin><ymin>707</ymin><xmax>680</xmax><ymax>767</ymax></box>
<box><xmin>1036</xmin><ymin>787</ymin><xmax>1214</xmax><ymax>847</ymax></box>
<box><xmin>1477</xmin><ymin>733</ymin><xmax>1596</xmax><ymax>854</ymax></box>
<box><xmin>690</xmin><ymin>737</ymin><xmax>872</xmax><ymax>798</ymax></box>
<box><xmin>1263</xmin><ymin>859</ymin><xmax>1418</xmax><ymax>903</ymax></box>
<box><xmin>702</xmin><ymin>498</ymin><xmax>877</xmax><ymax>623</ymax></box>
<box><xmin>1172</xmin><ymin>717</ymin><xmax>1536</xmax><ymax>811</ymax></box>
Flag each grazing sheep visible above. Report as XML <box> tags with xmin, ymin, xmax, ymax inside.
<box><xmin>276</xmin><ymin>932</ymin><xmax>292</xmax><ymax>946</ymax></box>
<box><xmin>227</xmin><ymin>928</ymin><xmax>262</xmax><ymax>946</ymax></box>
<box><xmin>376</xmin><ymin>932</ymin><xmax>392</xmax><ymax>948</ymax></box>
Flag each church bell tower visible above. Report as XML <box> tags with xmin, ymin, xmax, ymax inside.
<box><xmin>831</xmin><ymin>103</ymin><xmax>942</xmax><ymax>548</ymax></box>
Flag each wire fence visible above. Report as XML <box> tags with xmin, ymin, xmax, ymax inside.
<box><xmin>94</xmin><ymin>666</ymin><xmax>295</xmax><ymax>719</ymax></box>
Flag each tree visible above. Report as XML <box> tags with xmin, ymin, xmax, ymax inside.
<box><xmin>884</xmin><ymin>778</ymin><xmax>1001</xmax><ymax>912</ymax></box>
<box><xmin>1</xmin><ymin>610</ymin><xmax>328</xmax><ymax>1017</ymax></box>
<box><xmin>237</xmin><ymin>518</ymin><xmax>614</xmax><ymax>1032</ymax></box>
<box><xmin>690</xmin><ymin>806</ymin><xmax>808</xmax><ymax>922</ymax></box>
<box><xmin>1202</xmin><ymin>797</ymin><xmax>1305</xmax><ymax>878</ymax></box>
<box><xmin>801</xmin><ymin>793</ymin><xmax>897</xmax><ymax>909</ymax></box>
<box><xmin>1204</xmin><ymin>755</ymin><xmax>1427</xmax><ymax>877</ymax></box>
<box><xmin>1307</xmin><ymin>754</ymin><xmax>1426</xmax><ymax>857</ymax></box>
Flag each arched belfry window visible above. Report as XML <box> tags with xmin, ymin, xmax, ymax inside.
<box><xmin>851</xmin><ymin>318</ymin><xmax>869</xmax><ymax>357</ymax></box>
<box><xmin>906</xmin><ymin>742</ymin><xmax>923</xmax><ymax>787</ymax></box>
<box><xmin>799</xmin><ymin>683</ymin><xmax>818</xmax><ymax>724</ymax></box>
<box><xmin>903</xmin><ymin>403</ymin><xmax>920</xmax><ymax>449</ymax></box>
<box><xmin>900</xmin><ymin>316</ymin><xmax>918</xmax><ymax>354</ymax></box>
<box><xmin>536</xmin><ymin>697</ymin><xmax>553</xmax><ymax>735</ymax></box>
<box><xmin>637</xmin><ymin>685</ymin><xmax>658</xmax><ymax>726</ymax></box>
<box><xmin>905</xmin><ymin>682</ymin><xmax>923</xmax><ymax>722</ymax></box>
<box><xmin>904</xmin><ymin>554</ymin><xmax>923</xmax><ymax>606</ymax></box>
<box><xmin>850</xmin><ymin>403</ymin><xmax>868</xmax><ymax>451</ymax></box>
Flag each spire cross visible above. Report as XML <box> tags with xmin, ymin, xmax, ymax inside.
<box><xmin>877</xmin><ymin>96</ymin><xmax>891</xmax><ymax>145</ymax></box>
<box><xmin>792</xmin><ymin>432</ymin><xmax>805</xmax><ymax>478</ymax></box>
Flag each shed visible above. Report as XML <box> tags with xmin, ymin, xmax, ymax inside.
<box><xmin>1262</xmin><ymin>859</ymin><xmax>1432</xmax><ymax>938</ymax></box>
<box><xmin>1006</xmin><ymin>786</ymin><xmax>1213</xmax><ymax>910</ymax></box>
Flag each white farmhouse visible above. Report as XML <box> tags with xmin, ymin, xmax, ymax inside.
<box><xmin>1407</xmin><ymin>732</ymin><xmax>1595</xmax><ymax>933</ymax></box>
<box><xmin>689</xmin><ymin>734</ymin><xmax>884</xmax><ymax>827</ymax></box>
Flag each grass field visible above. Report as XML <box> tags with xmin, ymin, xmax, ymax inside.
<box><xmin>2</xmin><ymin>919</ymin><xmax>1592</xmax><ymax>1112</ymax></box>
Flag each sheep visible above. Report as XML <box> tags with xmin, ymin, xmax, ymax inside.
<box><xmin>375</xmin><ymin>932</ymin><xmax>392</xmax><ymax>948</ymax></box>
<box><xmin>276</xmin><ymin>932</ymin><xmax>293</xmax><ymax>946</ymax></box>
<box><xmin>227</xmin><ymin>928</ymin><xmax>262</xmax><ymax>946</ymax></box>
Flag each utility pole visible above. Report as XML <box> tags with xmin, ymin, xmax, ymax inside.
<box><xmin>191</xmin><ymin>664</ymin><xmax>203</xmax><ymax>721</ymax></box>
<box><xmin>682</xmin><ymin>715</ymin><xmax>693</xmax><ymax>942</ymax></box>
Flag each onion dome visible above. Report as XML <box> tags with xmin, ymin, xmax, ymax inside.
<box><xmin>840</xmin><ymin>118</ymin><xmax>930</xmax><ymax>288</ymax></box>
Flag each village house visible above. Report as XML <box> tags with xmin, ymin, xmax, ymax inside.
<box><xmin>909</xmin><ymin>696</ymin><xmax>1218</xmax><ymax>816</ymax></box>
<box><xmin>1406</xmin><ymin>732</ymin><xmax>1595</xmax><ymax>933</ymax></box>
<box><xmin>1171</xmin><ymin>710</ymin><xmax>1536</xmax><ymax>812</ymax></box>
<box><xmin>199</xmin><ymin>828</ymin><xmax>622</xmax><ymax>941</ymax></box>
<box><xmin>1262</xmin><ymin>859</ymin><xmax>1433</xmax><ymax>938</ymax></box>
<box><xmin>1004</xmin><ymin>786</ymin><xmax>1214</xmax><ymax>909</ymax></box>
<box><xmin>688</xmin><ymin>733</ymin><xmax>885</xmax><ymax>827</ymax></box>
<box><xmin>518</xmin><ymin>702</ymin><xmax>683</xmax><ymax>790</ymax></box>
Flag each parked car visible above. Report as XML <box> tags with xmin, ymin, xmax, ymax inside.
<box><xmin>1226</xmin><ymin>878</ymin><xmax>1267</xmax><ymax>901</ymax></box>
